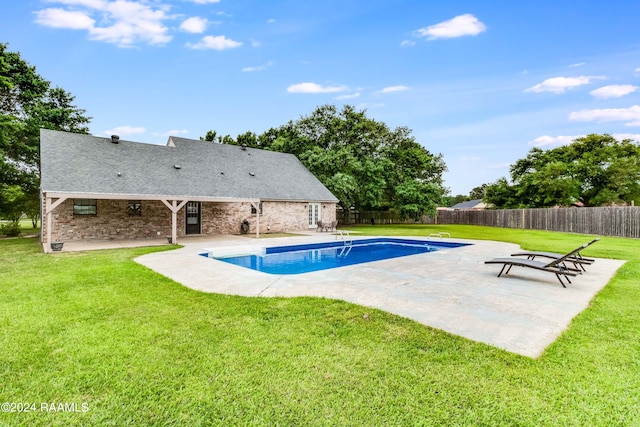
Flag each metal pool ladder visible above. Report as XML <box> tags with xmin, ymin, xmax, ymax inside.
<box><xmin>338</xmin><ymin>244</ymin><xmax>352</xmax><ymax>258</ymax></box>
<box><xmin>336</xmin><ymin>230</ymin><xmax>352</xmax><ymax>246</ymax></box>
<box><xmin>428</xmin><ymin>232</ymin><xmax>451</xmax><ymax>239</ymax></box>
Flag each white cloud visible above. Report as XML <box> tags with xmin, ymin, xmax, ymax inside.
<box><xmin>242</xmin><ymin>61</ymin><xmax>275</xmax><ymax>72</ymax></box>
<box><xmin>49</xmin><ymin>0</ymin><xmax>108</xmax><ymax>7</ymax></box>
<box><xmin>35</xmin><ymin>1</ymin><xmax>173</xmax><ymax>47</ymax></box>
<box><xmin>104</xmin><ymin>126</ymin><xmax>145</xmax><ymax>136</ymax></box>
<box><xmin>590</xmin><ymin>84</ymin><xmax>638</xmax><ymax>99</ymax></box>
<box><xmin>569</xmin><ymin>62</ymin><xmax>586</xmax><ymax>68</ymax></box>
<box><xmin>635</xmin><ymin>68</ymin><xmax>640</xmax><ymax>74</ymax></box>
<box><xmin>525</xmin><ymin>76</ymin><xmax>604</xmax><ymax>94</ymax></box>
<box><xmin>34</xmin><ymin>8</ymin><xmax>95</xmax><ymax>29</ymax></box>
<box><xmin>529</xmin><ymin>135</ymin><xmax>579</xmax><ymax>147</ymax></box>
<box><xmin>184</xmin><ymin>0</ymin><xmax>220</xmax><ymax>3</ymax></box>
<box><xmin>415</xmin><ymin>14</ymin><xmax>486</xmax><ymax>40</ymax></box>
<box><xmin>569</xmin><ymin>105</ymin><xmax>640</xmax><ymax>126</ymax></box>
<box><xmin>335</xmin><ymin>92</ymin><xmax>361</xmax><ymax>100</ymax></box>
<box><xmin>400</xmin><ymin>40</ymin><xmax>415</xmax><ymax>47</ymax></box>
<box><xmin>287</xmin><ymin>82</ymin><xmax>348</xmax><ymax>94</ymax></box>
<box><xmin>180</xmin><ymin>17</ymin><xmax>208</xmax><ymax>34</ymax></box>
<box><xmin>267</xmin><ymin>18</ymin><xmax>276</xmax><ymax>24</ymax></box>
<box><xmin>92</xmin><ymin>1</ymin><xmax>172</xmax><ymax>45</ymax></box>
<box><xmin>530</xmin><ymin>133</ymin><xmax>640</xmax><ymax>147</ymax></box>
<box><xmin>187</xmin><ymin>35</ymin><xmax>242</xmax><ymax>50</ymax></box>
<box><xmin>613</xmin><ymin>133</ymin><xmax>640</xmax><ymax>142</ymax></box>
<box><xmin>379</xmin><ymin>85</ymin><xmax>408</xmax><ymax>94</ymax></box>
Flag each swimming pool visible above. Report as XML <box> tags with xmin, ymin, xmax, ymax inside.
<box><xmin>203</xmin><ymin>238</ymin><xmax>470</xmax><ymax>275</ymax></box>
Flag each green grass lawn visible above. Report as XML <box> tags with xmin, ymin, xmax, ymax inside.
<box><xmin>1</xmin><ymin>225</ymin><xmax>639</xmax><ymax>426</ymax></box>
<box><xmin>19</xmin><ymin>219</ymin><xmax>39</xmax><ymax>233</ymax></box>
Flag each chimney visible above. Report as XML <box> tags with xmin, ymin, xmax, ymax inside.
<box><xmin>111</xmin><ymin>135</ymin><xmax>120</xmax><ymax>144</ymax></box>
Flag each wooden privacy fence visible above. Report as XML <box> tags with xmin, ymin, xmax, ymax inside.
<box><xmin>347</xmin><ymin>210</ymin><xmax>421</xmax><ymax>225</ymax></box>
<box><xmin>434</xmin><ymin>207</ymin><xmax>640</xmax><ymax>238</ymax></box>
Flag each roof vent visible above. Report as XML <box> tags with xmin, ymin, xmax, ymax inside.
<box><xmin>241</xmin><ymin>144</ymin><xmax>247</xmax><ymax>150</ymax></box>
<box><xmin>173</xmin><ymin>164</ymin><xmax>181</xmax><ymax>170</ymax></box>
<box><xmin>249</xmin><ymin>172</ymin><xmax>255</xmax><ymax>176</ymax></box>
<box><xmin>111</xmin><ymin>135</ymin><xmax>119</xmax><ymax>144</ymax></box>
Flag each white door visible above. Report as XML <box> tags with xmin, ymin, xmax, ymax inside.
<box><xmin>308</xmin><ymin>203</ymin><xmax>321</xmax><ymax>228</ymax></box>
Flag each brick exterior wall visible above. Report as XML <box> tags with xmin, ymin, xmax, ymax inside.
<box><xmin>44</xmin><ymin>199</ymin><xmax>174</xmax><ymax>243</ymax></box>
<box><xmin>234</xmin><ymin>201</ymin><xmax>336</xmax><ymax>235</ymax></box>
<box><xmin>43</xmin><ymin>197</ymin><xmax>337</xmax><ymax>243</ymax></box>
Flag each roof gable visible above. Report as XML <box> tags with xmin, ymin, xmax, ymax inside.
<box><xmin>40</xmin><ymin>129</ymin><xmax>338</xmax><ymax>202</ymax></box>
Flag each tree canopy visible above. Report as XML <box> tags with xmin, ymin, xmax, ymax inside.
<box><xmin>484</xmin><ymin>134</ymin><xmax>640</xmax><ymax>208</ymax></box>
<box><xmin>0</xmin><ymin>43</ymin><xmax>91</xmax><ymax>230</ymax></box>
<box><xmin>203</xmin><ymin>104</ymin><xmax>447</xmax><ymax>221</ymax></box>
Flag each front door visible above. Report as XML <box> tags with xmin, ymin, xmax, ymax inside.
<box><xmin>308</xmin><ymin>203</ymin><xmax>320</xmax><ymax>229</ymax></box>
<box><xmin>185</xmin><ymin>201</ymin><xmax>201</xmax><ymax>235</ymax></box>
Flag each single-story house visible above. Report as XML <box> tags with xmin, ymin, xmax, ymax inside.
<box><xmin>451</xmin><ymin>199</ymin><xmax>486</xmax><ymax>210</ymax></box>
<box><xmin>40</xmin><ymin>129</ymin><xmax>338</xmax><ymax>252</ymax></box>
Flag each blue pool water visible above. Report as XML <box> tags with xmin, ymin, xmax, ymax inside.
<box><xmin>203</xmin><ymin>238</ymin><xmax>469</xmax><ymax>275</ymax></box>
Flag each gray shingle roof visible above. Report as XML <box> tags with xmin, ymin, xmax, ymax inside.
<box><xmin>451</xmin><ymin>199</ymin><xmax>485</xmax><ymax>209</ymax></box>
<box><xmin>40</xmin><ymin>129</ymin><xmax>338</xmax><ymax>202</ymax></box>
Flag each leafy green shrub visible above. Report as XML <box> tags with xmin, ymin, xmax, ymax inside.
<box><xmin>0</xmin><ymin>221</ymin><xmax>21</xmax><ymax>237</ymax></box>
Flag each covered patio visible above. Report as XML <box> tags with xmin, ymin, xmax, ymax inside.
<box><xmin>42</xmin><ymin>192</ymin><xmax>261</xmax><ymax>253</ymax></box>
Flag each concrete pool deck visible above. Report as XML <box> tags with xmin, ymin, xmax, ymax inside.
<box><xmin>133</xmin><ymin>233</ymin><xmax>625</xmax><ymax>358</ymax></box>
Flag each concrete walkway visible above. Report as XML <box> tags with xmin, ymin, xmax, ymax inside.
<box><xmin>132</xmin><ymin>234</ymin><xmax>624</xmax><ymax>358</ymax></box>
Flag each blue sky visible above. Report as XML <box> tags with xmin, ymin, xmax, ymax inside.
<box><xmin>2</xmin><ymin>0</ymin><xmax>640</xmax><ymax>195</ymax></box>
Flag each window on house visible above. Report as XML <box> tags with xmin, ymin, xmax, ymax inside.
<box><xmin>128</xmin><ymin>200</ymin><xmax>142</xmax><ymax>216</ymax></box>
<box><xmin>250</xmin><ymin>202</ymin><xmax>263</xmax><ymax>215</ymax></box>
<box><xmin>73</xmin><ymin>199</ymin><xmax>97</xmax><ymax>215</ymax></box>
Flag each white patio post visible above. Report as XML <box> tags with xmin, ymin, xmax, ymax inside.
<box><xmin>171</xmin><ymin>201</ymin><xmax>177</xmax><ymax>244</ymax></box>
<box><xmin>45</xmin><ymin>196</ymin><xmax>52</xmax><ymax>252</ymax></box>
<box><xmin>251</xmin><ymin>200</ymin><xmax>260</xmax><ymax>239</ymax></box>
<box><xmin>161</xmin><ymin>199</ymin><xmax>189</xmax><ymax>244</ymax></box>
<box><xmin>44</xmin><ymin>195</ymin><xmax>68</xmax><ymax>253</ymax></box>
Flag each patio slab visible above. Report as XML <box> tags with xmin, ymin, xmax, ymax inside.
<box><xmin>133</xmin><ymin>234</ymin><xmax>625</xmax><ymax>358</ymax></box>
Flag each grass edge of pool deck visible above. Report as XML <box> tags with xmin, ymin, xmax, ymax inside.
<box><xmin>134</xmin><ymin>234</ymin><xmax>625</xmax><ymax>358</ymax></box>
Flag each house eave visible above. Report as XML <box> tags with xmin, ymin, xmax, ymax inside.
<box><xmin>260</xmin><ymin>197</ymin><xmax>339</xmax><ymax>204</ymax></box>
<box><xmin>41</xmin><ymin>191</ymin><xmax>339</xmax><ymax>204</ymax></box>
<box><xmin>41</xmin><ymin>191</ymin><xmax>259</xmax><ymax>204</ymax></box>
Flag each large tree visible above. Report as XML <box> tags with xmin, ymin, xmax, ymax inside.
<box><xmin>484</xmin><ymin>134</ymin><xmax>640</xmax><ymax>208</ymax></box>
<box><xmin>203</xmin><ymin>104</ymin><xmax>447</xmax><ymax>221</ymax></box>
<box><xmin>0</xmin><ymin>43</ymin><xmax>91</xmax><ymax>230</ymax></box>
